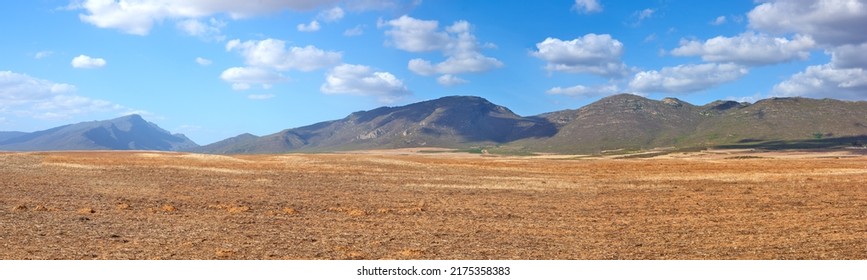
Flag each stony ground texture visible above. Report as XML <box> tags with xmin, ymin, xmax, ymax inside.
<box><xmin>1</xmin><ymin>150</ymin><xmax>865</xmax><ymax>259</ymax></box>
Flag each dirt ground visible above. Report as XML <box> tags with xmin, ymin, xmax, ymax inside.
<box><xmin>1</xmin><ymin>149</ymin><xmax>865</xmax><ymax>259</ymax></box>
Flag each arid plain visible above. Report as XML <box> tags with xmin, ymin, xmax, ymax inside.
<box><xmin>1</xmin><ymin>149</ymin><xmax>866</xmax><ymax>259</ymax></box>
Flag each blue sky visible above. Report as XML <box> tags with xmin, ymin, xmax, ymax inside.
<box><xmin>2</xmin><ymin>0</ymin><xmax>866</xmax><ymax>145</ymax></box>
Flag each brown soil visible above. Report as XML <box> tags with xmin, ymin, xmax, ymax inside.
<box><xmin>1</xmin><ymin>150</ymin><xmax>865</xmax><ymax>259</ymax></box>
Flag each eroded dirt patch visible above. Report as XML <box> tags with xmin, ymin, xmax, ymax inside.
<box><xmin>1</xmin><ymin>151</ymin><xmax>865</xmax><ymax>259</ymax></box>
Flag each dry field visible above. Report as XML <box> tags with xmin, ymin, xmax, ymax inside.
<box><xmin>1</xmin><ymin>149</ymin><xmax>866</xmax><ymax>259</ymax></box>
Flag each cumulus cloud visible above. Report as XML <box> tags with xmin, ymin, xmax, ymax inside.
<box><xmin>195</xmin><ymin>57</ymin><xmax>212</xmax><ymax>66</ymax></box>
<box><xmin>222</xmin><ymin>38</ymin><xmax>341</xmax><ymax>91</ymax></box>
<box><xmin>226</xmin><ymin>38</ymin><xmax>341</xmax><ymax>72</ymax></box>
<box><xmin>546</xmin><ymin>84</ymin><xmax>620</xmax><ymax>98</ymax></box>
<box><xmin>0</xmin><ymin>71</ymin><xmax>125</xmax><ymax>120</ymax></box>
<box><xmin>772</xmin><ymin>64</ymin><xmax>867</xmax><ymax>100</ymax></box>
<box><xmin>381</xmin><ymin>16</ymin><xmax>451</xmax><ymax>52</ymax></box>
<box><xmin>746</xmin><ymin>1</ymin><xmax>867</xmax><ymax>100</ymax></box>
<box><xmin>531</xmin><ymin>34</ymin><xmax>631</xmax><ymax>78</ymax></box>
<box><xmin>381</xmin><ymin>16</ymin><xmax>503</xmax><ymax>82</ymax></box>
<box><xmin>670</xmin><ymin>32</ymin><xmax>816</xmax><ymax>66</ymax></box>
<box><xmin>436</xmin><ymin>74</ymin><xmax>468</xmax><ymax>86</ymax></box>
<box><xmin>321</xmin><ymin>64</ymin><xmax>410</xmax><ymax>103</ymax></box>
<box><xmin>220</xmin><ymin>67</ymin><xmax>286</xmax><ymax>90</ymax></box>
<box><xmin>71</xmin><ymin>55</ymin><xmax>107</xmax><ymax>69</ymax></box>
<box><xmin>748</xmin><ymin>0</ymin><xmax>867</xmax><ymax>46</ymax></box>
<box><xmin>628</xmin><ymin>63</ymin><xmax>748</xmax><ymax>93</ymax></box>
<box><xmin>573</xmin><ymin>0</ymin><xmax>603</xmax><ymax>14</ymax></box>
<box><xmin>176</xmin><ymin>18</ymin><xmax>226</xmax><ymax>41</ymax></box>
<box><xmin>710</xmin><ymin>16</ymin><xmax>727</xmax><ymax>25</ymax></box>
<box><xmin>75</xmin><ymin>0</ymin><xmax>338</xmax><ymax>35</ymax></box>
<box><xmin>297</xmin><ymin>20</ymin><xmax>321</xmax><ymax>32</ymax></box>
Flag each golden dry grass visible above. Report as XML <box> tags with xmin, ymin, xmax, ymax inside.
<box><xmin>1</xmin><ymin>150</ymin><xmax>866</xmax><ymax>259</ymax></box>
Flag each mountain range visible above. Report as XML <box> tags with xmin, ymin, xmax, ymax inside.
<box><xmin>0</xmin><ymin>114</ymin><xmax>197</xmax><ymax>151</ymax></box>
<box><xmin>3</xmin><ymin>94</ymin><xmax>867</xmax><ymax>154</ymax></box>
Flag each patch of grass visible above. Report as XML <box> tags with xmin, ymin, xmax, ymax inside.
<box><xmin>417</xmin><ymin>149</ymin><xmax>455</xmax><ymax>154</ymax></box>
<box><xmin>617</xmin><ymin>151</ymin><xmax>671</xmax><ymax>159</ymax></box>
<box><xmin>716</xmin><ymin>135</ymin><xmax>867</xmax><ymax>150</ymax></box>
<box><xmin>457</xmin><ymin>147</ymin><xmax>486</xmax><ymax>154</ymax></box>
<box><xmin>725</xmin><ymin>155</ymin><xmax>764</xmax><ymax>159</ymax></box>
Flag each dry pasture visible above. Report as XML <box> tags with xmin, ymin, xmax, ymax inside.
<box><xmin>1</xmin><ymin>150</ymin><xmax>866</xmax><ymax>259</ymax></box>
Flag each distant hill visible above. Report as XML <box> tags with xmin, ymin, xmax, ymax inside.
<box><xmin>528</xmin><ymin>94</ymin><xmax>867</xmax><ymax>153</ymax></box>
<box><xmin>185</xmin><ymin>133</ymin><xmax>260</xmax><ymax>154</ymax></box>
<box><xmin>0</xmin><ymin>131</ymin><xmax>27</xmax><ymax>142</ymax></box>
<box><xmin>191</xmin><ymin>94</ymin><xmax>867</xmax><ymax>154</ymax></box>
<box><xmin>193</xmin><ymin>96</ymin><xmax>557</xmax><ymax>154</ymax></box>
<box><xmin>0</xmin><ymin>115</ymin><xmax>198</xmax><ymax>151</ymax></box>
<box><xmin>528</xmin><ymin>94</ymin><xmax>707</xmax><ymax>153</ymax></box>
<box><xmin>5</xmin><ymin>94</ymin><xmax>867</xmax><ymax>154</ymax></box>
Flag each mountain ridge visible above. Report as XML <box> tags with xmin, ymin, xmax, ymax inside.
<box><xmin>0</xmin><ymin>114</ymin><xmax>198</xmax><ymax>151</ymax></box>
<box><xmin>4</xmin><ymin>94</ymin><xmax>867</xmax><ymax>154</ymax></box>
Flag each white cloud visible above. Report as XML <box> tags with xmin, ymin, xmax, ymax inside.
<box><xmin>71</xmin><ymin>55</ymin><xmax>107</xmax><ymax>69</ymax></box>
<box><xmin>35</xmin><ymin>51</ymin><xmax>53</xmax><ymax>59</ymax></box>
<box><xmin>628</xmin><ymin>63</ymin><xmax>749</xmax><ymax>93</ymax></box>
<box><xmin>670</xmin><ymin>32</ymin><xmax>816</xmax><ymax>66</ymax></box>
<box><xmin>318</xmin><ymin>6</ymin><xmax>344</xmax><ymax>22</ymax></box>
<box><xmin>297</xmin><ymin>20</ymin><xmax>321</xmax><ymax>32</ymax></box>
<box><xmin>176</xmin><ymin>18</ymin><xmax>225</xmax><ymax>41</ymax></box>
<box><xmin>748</xmin><ymin>0</ymin><xmax>867</xmax><ymax>45</ymax></box>
<box><xmin>344</xmin><ymin>25</ymin><xmax>365</xmax><ymax>36</ymax></box>
<box><xmin>321</xmin><ymin>64</ymin><xmax>410</xmax><ymax>103</ymax></box>
<box><xmin>382</xmin><ymin>16</ymin><xmax>502</xmax><ymax>82</ymax></box>
<box><xmin>222</xmin><ymin>38</ymin><xmax>341</xmax><ymax>91</ymax></box>
<box><xmin>75</xmin><ymin>0</ymin><xmax>338</xmax><ymax>35</ymax></box>
<box><xmin>531</xmin><ymin>34</ymin><xmax>631</xmax><ymax>77</ymax></box>
<box><xmin>747</xmin><ymin>1</ymin><xmax>867</xmax><ymax>101</ymax></box>
<box><xmin>408</xmin><ymin>54</ymin><xmax>503</xmax><ymax>76</ymax></box>
<box><xmin>573</xmin><ymin>0</ymin><xmax>603</xmax><ymax>14</ymax></box>
<box><xmin>547</xmin><ymin>84</ymin><xmax>620</xmax><ymax>98</ymax></box>
<box><xmin>0</xmin><ymin>71</ymin><xmax>76</xmax><ymax>103</ymax></box>
<box><xmin>772</xmin><ymin>63</ymin><xmax>867</xmax><ymax>100</ymax></box>
<box><xmin>0</xmin><ymin>70</ymin><xmax>124</xmax><ymax>120</ymax></box>
<box><xmin>382</xmin><ymin>15</ymin><xmax>451</xmax><ymax>52</ymax></box>
<box><xmin>436</xmin><ymin>74</ymin><xmax>468</xmax><ymax>86</ymax></box>
<box><xmin>195</xmin><ymin>57</ymin><xmax>212</xmax><ymax>66</ymax></box>
<box><xmin>32</xmin><ymin>95</ymin><xmax>120</xmax><ymax>119</ymax></box>
<box><xmin>220</xmin><ymin>67</ymin><xmax>286</xmax><ymax>90</ymax></box>
<box><xmin>225</xmin><ymin>38</ymin><xmax>341</xmax><ymax>71</ymax></box>
<box><xmin>710</xmin><ymin>16</ymin><xmax>727</xmax><ymax>25</ymax></box>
